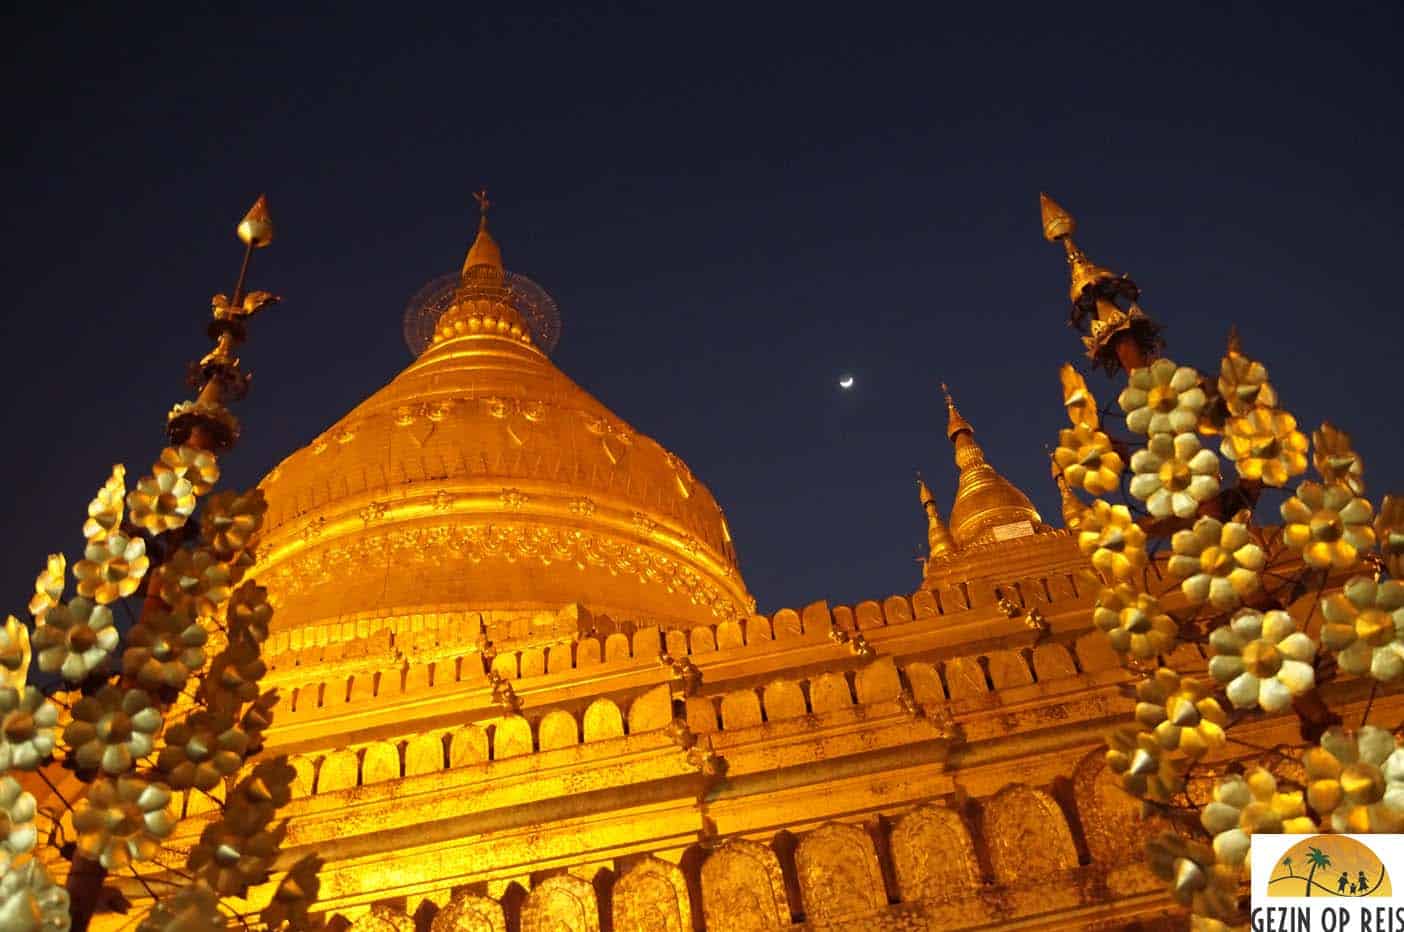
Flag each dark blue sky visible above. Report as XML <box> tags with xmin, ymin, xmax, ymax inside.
<box><xmin>4</xmin><ymin>3</ymin><xmax>1401</xmax><ymax>613</ymax></box>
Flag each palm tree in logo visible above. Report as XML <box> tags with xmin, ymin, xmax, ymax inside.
<box><xmin>1304</xmin><ymin>847</ymin><xmax>1332</xmax><ymax>896</ymax></box>
<box><xmin>1282</xmin><ymin>856</ymin><xmax>1295</xmax><ymax>878</ymax></box>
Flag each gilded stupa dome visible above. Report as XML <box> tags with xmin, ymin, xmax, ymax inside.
<box><xmin>253</xmin><ymin>202</ymin><xmax>753</xmax><ymax>635</ymax></box>
<box><xmin>942</xmin><ymin>387</ymin><xmax>1044</xmax><ymax>548</ymax></box>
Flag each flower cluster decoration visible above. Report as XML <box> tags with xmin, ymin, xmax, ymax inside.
<box><xmin>1133</xmin><ymin>669</ymin><xmax>1227</xmax><ymax>757</ymax></box>
<box><xmin>64</xmin><ymin>685</ymin><xmax>164</xmax><ymax>775</ymax></box>
<box><xmin>0</xmin><ymin>687</ymin><xmax>59</xmax><ymax>771</ymax></box>
<box><xmin>123</xmin><ymin>606</ymin><xmax>208</xmax><ymax>690</ymax></box>
<box><xmin>1129</xmin><ymin>431</ymin><xmax>1221</xmax><ymax>519</ymax></box>
<box><xmin>1</xmin><ymin>775</ymin><xmax>37</xmax><ymax>856</ymax></box>
<box><xmin>1118</xmin><ymin>358</ymin><xmax>1207</xmax><ymax>436</ymax></box>
<box><xmin>1167</xmin><ymin>514</ymin><xmax>1265</xmax><ymax>611</ymax></box>
<box><xmin>1078</xmin><ymin>500</ymin><xmax>1148</xmax><ymax>582</ymax></box>
<box><xmin>83</xmin><ymin>464</ymin><xmax>127</xmax><ymax>541</ymax></box>
<box><xmin>31</xmin><ymin>597</ymin><xmax>118</xmax><ymax>682</ymax></box>
<box><xmin>1200</xmin><ymin>769</ymin><xmax>1313</xmax><ymax>869</ymax></box>
<box><xmin>1146</xmin><ymin>831</ymin><xmax>1238</xmax><ymax>920</ymax></box>
<box><xmin>1320</xmin><ymin>578</ymin><xmax>1404</xmax><ymax>681</ymax></box>
<box><xmin>28</xmin><ymin>554</ymin><xmax>65</xmax><ymax>623</ymax></box>
<box><xmin>0</xmin><ymin>855</ymin><xmax>70</xmax><ymax>932</ymax></box>
<box><xmin>0</xmin><ymin>197</ymin><xmax>312</xmax><ymax>932</ymax></box>
<box><xmin>0</xmin><ymin>616</ymin><xmax>30</xmax><ymax>688</ymax></box>
<box><xmin>1054</xmin><ymin>423</ymin><xmax>1124</xmax><ymax>495</ymax></box>
<box><xmin>1092</xmin><ymin>582</ymin><xmax>1178</xmax><ymax>659</ymax></box>
<box><xmin>1040</xmin><ymin>199</ymin><xmax>1404</xmax><ymax>931</ymax></box>
<box><xmin>1220</xmin><ymin>407</ymin><xmax>1309</xmax><ymax>487</ymax></box>
<box><xmin>127</xmin><ymin>465</ymin><xmax>198</xmax><ymax>533</ymax></box>
<box><xmin>1313</xmin><ymin>422</ymin><xmax>1364</xmax><ymax>496</ymax></box>
<box><xmin>1280</xmin><ymin>480</ymin><xmax>1375</xmax><ymax>570</ymax></box>
<box><xmin>1208</xmin><ymin>609</ymin><xmax>1316</xmax><ymax>712</ymax></box>
<box><xmin>74</xmin><ymin>530</ymin><xmax>150</xmax><ymax>603</ymax></box>
<box><xmin>1304</xmin><ymin>727</ymin><xmax>1404</xmax><ymax>834</ymax></box>
<box><xmin>1105</xmin><ymin>724</ymin><xmax>1189</xmax><ymax>803</ymax></box>
<box><xmin>72</xmin><ymin>776</ymin><xmax>176</xmax><ymax>870</ymax></box>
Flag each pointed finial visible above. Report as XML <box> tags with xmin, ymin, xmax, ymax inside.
<box><xmin>1039</xmin><ymin>192</ymin><xmax>1075</xmax><ymax>242</ymax></box>
<box><xmin>237</xmin><ymin>194</ymin><xmax>274</xmax><ymax>248</ymax></box>
<box><xmin>1226</xmin><ymin>323</ymin><xmax>1243</xmax><ymax>356</ymax></box>
<box><xmin>917</xmin><ymin>472</ymin><xmax>955</xmax><ymax>560</ymax></box>
<box><xmin>942</xmin><ymin>383</ymin><xmax>973</xmax><ymax>440</ymax></box>
<box><xmin>916</xmin><ymin>472</ymin><xmax>935</xmax><ymax>507</ymax></box>
<box><xmin>462</xmin><ymin>188</ymin><xmax>504</xmax><ymax>276</ymax></box>
<box><xmin>473</xmin><ymin>188</ymin><xmax>493</xmax><ymax>223</ymax></box>
<box><xmin>1038</xmin><ymin>192</ymin><xmax>1161</xmax><ymax>374</ymax></box>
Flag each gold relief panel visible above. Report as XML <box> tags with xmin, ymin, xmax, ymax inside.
<box><xmin>482</xmin><ymin>395</ymin><xmax>547</xmax><ymax>447</ymax></box>
<box><xmin>430</xmin><ymin>892</ymin><xmax>505</xmax><ymax>932</ymax></box>
<box><xmin>261</xmin><ymin>522</ymin><xmax>746</xmax><ymax>621</ymax></box>
<box><xmin>890</xmin><ymin>805</ymin><xmax>981</xmax><ymax>903</ymax></box>
<box><xmin>699</xmin><ymin>839</ymin><xmax>790</xmax><ymax>932</ymax></box>
<box><xmin>794</xmin><ymin>822</ymin><xmax>887</xmax><ymax>922</ymax></box>
<box><xmin>582</xmin><ymin>412</ymin><xmax>633</xmax><ymax>465</ymax></box>
<box><xmin>981</xmin><ymin>785</ymin><xmax>1079</xmax><ymax>885</ymax></box>
<box><xmin>520</xmin><ymin>875</ymin><xmax>600</xmax><ymax>932</ymax></box>
<box><xmin>612</xmin><ymin>857</ymin><xmax>691</xmax><ymax>932</ymax></box>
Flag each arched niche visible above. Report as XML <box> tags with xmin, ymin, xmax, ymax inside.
<box><xmin>612</xmin><ymin>856</ymin><xmax>691</xmax><ymax>932</ymax></box>
<box><xmin>493</xmin><ymin>715</ymin><xmax>533</xmax><ymax>759</ymax></box>
<box><xmin>981</xmin><ymin>784</ymin><xmax>1079</xmax><ymax>884</ymax></box>
<box><xmin>538</xmin><ymin>709</ymin><xmax>580</xmax><ymax>751</ymax></box>
<box><xmin>700</xmin><ymin>839</ymin><xmax>789</xmax><ymax>932</ymax></box>
<box><xmin>890</xmin><ymin>805</ymin><xmax>981</xmax><ymax>902</ymax></box>
<box><xmin>583</xmin><ymin>698</ymin><xmax>624</xmax><ymax>742</ymax></box>
<box><xmin>520</xmin><ymin>875</ymin><xmax>600</xmax><ymax>932</ymax></box>
<box><xmin>794</xmin><ymin>822</ymin><xmax>886</xmax><ymax>922</ymax></box>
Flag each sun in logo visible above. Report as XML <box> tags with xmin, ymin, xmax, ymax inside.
<box><xmin>1268</xmin><ymin>835</ymin><xmax>1391</xmax><ymax>898</ymax></box>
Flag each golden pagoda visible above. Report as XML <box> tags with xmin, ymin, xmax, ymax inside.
<box><xmin>82</xmin><ymin>198</ymin><xmax>1296</xmax><ymax>931</ymax></box>
<box><xmin>254</xmin><ymin>197</ymin><xmax>751</xmax><ymax>638</ymax></box>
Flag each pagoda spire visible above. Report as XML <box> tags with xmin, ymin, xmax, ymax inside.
<box><xmin>1055</xmin><ymin>471</ymin><xmax>1085</xmax><ymax>532</ymax></box>
<box><xmin>1039</xmin><ymin>193</ymin><xmax>1162</xmax><ymax>374</ymax></box>
<box><xmin>917</xmin><ymin>473</ymin><xmax>956</xmax><ymax>560</ymax></box>
<box><xmin>940</xmin><ymin>384</ymin><xmax>1043</xmax><ymax>548</ymax></box>
<box><xmin>462</xmin><ymin>188</ymin><xmax>504</xmax><ymax>279</ymax></box>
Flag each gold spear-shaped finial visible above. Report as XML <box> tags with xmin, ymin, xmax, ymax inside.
<box><xmin>1039</xmin><ymin>192</ymin><xmax>1076</xmax><ymax>242</ymax></box>
<box><xmin>1038</xmin><ymin>192</ymin><xmax>1161</xmax><ymax>375</ymax></box>
<box><xmin>917</xmin><ymin>472</ymin><xmax>955</xmax><ymax>560</ymax></box>
<box><xmin>941</xmin><ymin>383</ymin><xmax>973</xmax><ymax>440</ymax></box>
<box><xmin>463</xmin><ymin>187</ymin><xmax>504</xmax><ymax>277</ymax></box>
<box><xmin>168</xmin><ymin>195</ymin><xmax>279</xmax><ymax>452</ymax></box>
<box><xmin>237</xmin><ymin>194</ymin><xmax>275</xmax><ymax>248</ymax></box>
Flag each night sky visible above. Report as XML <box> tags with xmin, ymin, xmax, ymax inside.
<box><xmin>4</xmin><ymin>4</ymin><xmax>1401</xmax><ymax>615</ymax></box>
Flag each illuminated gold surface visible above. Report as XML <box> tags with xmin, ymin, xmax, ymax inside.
<box><xmin>255</xmin><ymin>220</ymin><xmax>753</xmax><ymax>634</ymax></box>
<box><xmin>57</xmin><ymin>203</ymin><xmax>1404</xmax><ymax>932</ymax></box>
<box><xmin>940</xmin><ymin>386</ymin><xmax>1042</xmax><ymax>548</ymax></box>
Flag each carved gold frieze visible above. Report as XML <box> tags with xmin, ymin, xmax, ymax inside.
<box><xmin>482</xmin><ymin>395</ymin><xmax>546</xmax><ymax>446</ymax></box>
<box><xmin>261</xmin><ymin>522</ymin><xmax>746</xmax><ymax>620</ymax></box>
<box><xmin>583</xmin><ymin>413</ymin><xmax>633</xmax><ymax>465</ymax></box>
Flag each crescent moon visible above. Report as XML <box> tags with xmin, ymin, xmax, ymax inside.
<box><xmin>839</xmin><ymin>375</ymin><xmax>855</xmax><ymax>389</ymax></box>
